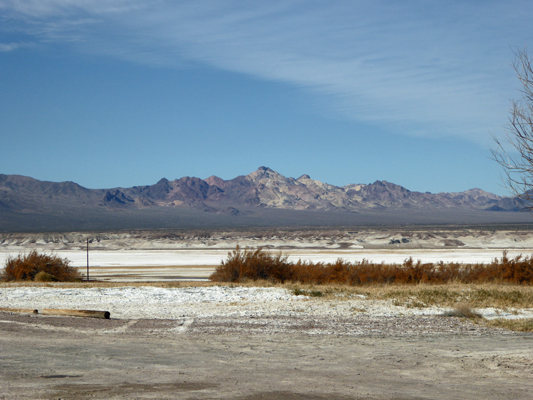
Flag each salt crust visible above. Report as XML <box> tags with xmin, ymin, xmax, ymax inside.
<box><xmin>1</xmin><ymin>286</ymin><xmax>532</xmax><ymax>321</ymax></box>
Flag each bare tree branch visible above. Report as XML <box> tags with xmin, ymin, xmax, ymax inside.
<box><xmin>492</xmin><ymin>49</ymin><xmax>533</xmax><ymax>211</ymax></box>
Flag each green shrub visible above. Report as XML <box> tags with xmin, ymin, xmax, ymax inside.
<box><xmin>1</xmin><ymin>251</ymin><xmax>82</xmax><ymax>282</ymax></box>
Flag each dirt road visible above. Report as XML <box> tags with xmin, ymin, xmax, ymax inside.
<box><xmin>1</xmin><ymin>312</ymin><xmax>532</xmax><ymax>399</ymax></box>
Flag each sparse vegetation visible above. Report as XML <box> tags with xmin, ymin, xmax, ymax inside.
<box><xmin>443</xmin><ymin>303</ymin><xmax>483</xmax><ymax>320</ymax></box>
<box><xmin>484</xmin><ymin>318</ymin><xmax>533</xmax><ymax>332</ymax></box>
<box><xmin>292</xmin><ymin>287</ymin><xmax>305</xmax><ymax>296</ymax></box>
<box><xmin>292</xmin><ymin>287</ymin><xmax>323</xmax><ymax>297</ymax></box>
<box><xmin>1</xmin><ymin>273</ymin><xmax>532</xmax><ymax>331</ymax></box>
<box><xmin>1</xmin><ymin>250</ymin><xmax>82</xmax><ymax>282</ymax></box>
<box><xmin>210</xmin><ymin>246</ymin><xmax>533</xmax><ymax>285</ymax></box>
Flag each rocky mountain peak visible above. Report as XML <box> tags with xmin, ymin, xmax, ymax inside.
<box><xmin>0</xmin><ymin>167</ymin><xmax>519</xmax><ymax>232</ymax></box>
<box><xmin>246</xmin><ymin>166</ymin><xmax>293</xmax><ymax>185</ymax></box>
<box><xmin>204</xmin><ymin>175</ymin><xmax>225</xmax><ymax>188</ymax></box>
<box><xmin>457</xmin><ymin>188</ymin><xmax>501</xmax><ymax>200</ymax></box>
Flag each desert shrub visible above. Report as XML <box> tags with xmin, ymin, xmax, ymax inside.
<box><xmin>209</xmin><ymin>246</ymin><xmax>293</xmax><ymax>283</ymax></box>
<box><xmin>209</xmin><ymin>247</ymin><xmax>533</xmax><ymax>285</ymax></box>
<box><xmin>1</xmin><ymin>250</ymin><xmax>82</xmax><ymax>282</ymax></box>
<box><xmin>34</xmin><ymin>271</ymin><xmax>58</xmax><ymax>282</ymax></box>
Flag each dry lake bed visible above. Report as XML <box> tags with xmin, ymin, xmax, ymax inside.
<box><xmin>1</xmin><ymin>228</ymin><xmax>533</xmax><ymax>399</ymax></box>
<box><xmin>2</xmin><ymin>227</ymin><xmax>533</xmax><ymax>281</ymax></box>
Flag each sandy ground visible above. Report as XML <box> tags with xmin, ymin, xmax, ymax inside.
<box><xmin>1</xmin><ymin>310</ymin><xmax>533</xmax><ymax>399</ymax></box>
<box><xmin>1</xmin><ymin>286</ymin><xmax>533</xmax><ymax>399</ymax></box>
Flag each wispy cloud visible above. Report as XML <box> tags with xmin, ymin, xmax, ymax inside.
<box><xmin>0</xmin><ymin>41</ymin><xmax>31</xmax><ymax>51</ymax></box>
<box><xmin>1</xmin><ymin>0</ymin><xmax>532</xmax><ymax>143</ymax></box>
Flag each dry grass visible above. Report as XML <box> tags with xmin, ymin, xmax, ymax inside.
<box><xmin>287</xmin><ymin>283</ymin><xmax>533</xmax><ymax>310</ymax></box>
<box><xmin>366</xmin><ymin>285</ymin><xmax>533</xmax><ymax>309</ymax></box>
<box><xmin>484</xmin><ymin>318</ymin><xmax>533</xmax><ymax>332</ymax></box>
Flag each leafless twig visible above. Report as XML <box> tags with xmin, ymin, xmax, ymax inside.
<box><xmin>492</xmin><ymin>49</ymin><xmax>533</xmax><ymax>210</ymax></box>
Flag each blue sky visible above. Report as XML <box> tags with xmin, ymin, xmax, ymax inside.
<box><xmin>1</xmin><ymin>1</ymin><xmax>532</xmax><ymax>195</ymax></box>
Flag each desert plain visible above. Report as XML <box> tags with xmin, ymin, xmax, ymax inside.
<box><xmin>2</xmin><ymin>227</ymin><xmax>533</xmax><ymax>281</ymax></box>
<box><xmin>1</xmin><ymin>227</ymin><xmax>533</xmax><ymax>399</ymax></box>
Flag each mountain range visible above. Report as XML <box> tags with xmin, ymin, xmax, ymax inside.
<box><xmin>0</xmin><ymin>167</ymin><xmax>530</xmax><ymax>232</ymax></box>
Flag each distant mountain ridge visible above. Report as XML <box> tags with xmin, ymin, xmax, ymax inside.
<box><xmin>0</xmin><ymin>166</ymin><xmax>522</xmax><ymax>213</ymax></box>
<box><xmin>0</xmin><ymin>167</ymin><xmax>529</xmax><ymax>232</ymax></box>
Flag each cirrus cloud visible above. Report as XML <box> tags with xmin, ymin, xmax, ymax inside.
<box><xmin>1</xmin><ymin>0</ymin><xmax>532</xmax><ymax>143</ymax></box>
